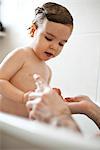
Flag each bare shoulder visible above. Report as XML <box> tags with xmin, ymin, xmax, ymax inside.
<box><xmin>3</xmin><ymin>47</ymin><xmax>33</xmax><ymax>61</ymax></box>
<box><xmin>3</xmin><ymin>47</ymin><xmax>26</xmax><ymax>60</ymax></box>
<box><xmin>0</xmin><ymin>47</ymin><xmax>32</xmax><ymax>71</ymax></box>
<box><xmin>0</xmin><ymin>47</ymin><xmax>28</xmax><ymax>79</ymax></box>
<box><xmin>21</xmin><ymin>47</ymin><xmax>33</xmax><ymax>56</ymax></box>
<box><xmin>10</xmin><ymin>47</ymin><xmax>32</xmax><ymax>57</ymax></box>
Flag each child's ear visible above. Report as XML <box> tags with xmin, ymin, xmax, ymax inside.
<box><xmin>28</xmin><ymin>23</ymin><xmax>37</xmax><ymax>37</ymax></box>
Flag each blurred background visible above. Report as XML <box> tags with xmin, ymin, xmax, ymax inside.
<box><xmin>0</xmin><ymin>0</ymin><xmax>100</xmax><ymax>137</ymax></box>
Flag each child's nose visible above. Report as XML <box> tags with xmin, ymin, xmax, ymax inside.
<box><xmin>50</xmin><ymin>42</ymin><xmax>59</xmax><ymax>51</ymax></box>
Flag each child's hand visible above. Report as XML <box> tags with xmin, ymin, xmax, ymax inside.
<box><xmin>23</xmin><ymin>91</ymin><xmax>33</xmax><ymax>103</ymax></box>
<box><xmin>26</xmin><ymin>75</ymin><xmax>81</xmax><ymax>132</ymax></box>
<box><xmin>26</xmin><ymin>87</ymin><xmax>63</xmax><ymax>113</ymax></box>
<box><xmin>52</xmin><ymin>88</ymin><xmax>63</xmax><ymax>99</ymax></box>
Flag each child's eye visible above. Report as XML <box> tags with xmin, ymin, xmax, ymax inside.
<box><xmin>59</xmin><ymin>43</ymin><xmax>64</xmax><ymax>47</ymax></box>
<box><xmin>45</xmin><ymin>36</ymin><xmax>52</xmax><ymax>41</ymax></box>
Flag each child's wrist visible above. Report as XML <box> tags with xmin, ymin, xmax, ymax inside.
<box><xmin>22</xmin><ymin>93</ymin><xmax>28</xmax><ymax>103</ymax></box>
<box><xmin>22</xmin><ymin>91</ymin><xmax>33</xmax><ymax>104</ymax></box>
<box><xmin>20</xmin><ymin>92</ymin><xmax>28</xmax><ymax>104</ymax></box>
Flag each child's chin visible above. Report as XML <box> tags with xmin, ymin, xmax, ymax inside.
<box><xmin>41</xmin><ymin>57</ymin><xmax>52</xmax><ymax>61</ymax></box>
<box><xmin>45</xmin><ymin>57</ymin><xmax>53</xmax><ymax>61</ymax></box>
<box><xmin>39</xmin><ymin>55</ymin><xmax>53</xmax><ymax>61</ymax></box>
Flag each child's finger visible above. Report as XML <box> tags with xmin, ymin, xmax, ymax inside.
<box><xmin>33</xmin><ymin>74</ymin><xmax>48</xmax><ymax>86</ymax></box>
<box><xmin>33</xmin><ymin>74</ymin><xmax>51</xmax><ymax>94</ymax></box>
<box><xmin>64</xmin><ymin>97</ymin><xmax>75</xmax><ymax>102</ymax></box>
<box><xmin>26</xmin><ymin>100</ymin><xmax>33</xmax><ymax>111</ymax></box>
<box><xmin>64</xmin><ymin>97</ymin><xmax>81</xmax><ymax>102</ymax></box>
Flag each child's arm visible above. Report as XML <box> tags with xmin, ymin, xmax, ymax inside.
<box><xmin>0</xmin><ymin>49</ymin><xmax>26</xmax><ymax>103</ymax></box>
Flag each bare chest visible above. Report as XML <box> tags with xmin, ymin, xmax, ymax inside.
<box><xmin>10</xmin><ymin>61</ymin><xmax>50</xmax><ymax>92</ymax></box>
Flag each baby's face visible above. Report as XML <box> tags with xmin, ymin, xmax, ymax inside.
<box><xmin>32</xmin><ymin>19</ymin><xmax>73</xmax><ymax>61</ymax></box>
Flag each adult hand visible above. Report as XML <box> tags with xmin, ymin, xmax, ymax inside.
<box><xmin>65</xmin><ymin>96</ymin><xmax>100</xmax><ymax>129</ymax></box>
<box><xmin>26</xmin><ymin>75</ymin><xmax>81</xmax><ymax>132</ymax></box>
<box><xmin>64</xmin><ymin>95</ymin><xmax>93</xmax><ymax>114</ymax></box>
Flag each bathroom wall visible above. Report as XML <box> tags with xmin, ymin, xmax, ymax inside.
<box><xmin>0</xmin><ymin>0</ymin><xmax>100</xmax><ymax>134</ymax></box>
<box><xmin>0</xmin><ymin>0</ymin><xmax>33</xmax><ymax>60</ymax></box>
<box><xmin>46</xmin><ymin>0</ymin><xmax>100</xmax><ymax>103</ymax></box>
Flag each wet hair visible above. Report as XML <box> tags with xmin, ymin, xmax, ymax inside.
<box><xmin>28</xmin><ymin>2</ymin><xmax>73</xmax><ymax>37</ymax></box>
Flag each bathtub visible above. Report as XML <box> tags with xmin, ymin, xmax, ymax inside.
<box><xmin>0</xmin><ymin>112</ymin><xmax>100</xmax><ymax>150</ymax></box>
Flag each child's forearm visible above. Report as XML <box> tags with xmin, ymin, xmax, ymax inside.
<box><xmin>87</xmin><ymin>103</ymin><xmax>100</xmax><ymax>129</ymax></box>
<box><xmin>0</xmin><ymin>79</ymin><xmax>24</xmax><ymax>103</ymax></box>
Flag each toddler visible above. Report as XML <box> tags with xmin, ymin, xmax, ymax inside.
<box><xmin>0</xmin><ymin>2</ymin><xmax>73</xmax><ymax>117</ymax></box>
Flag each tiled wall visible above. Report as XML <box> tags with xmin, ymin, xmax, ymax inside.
<box><xmin>0</xmin><ymin>0</ymin><xmax>100</xmax><ymax>103</ymax></box>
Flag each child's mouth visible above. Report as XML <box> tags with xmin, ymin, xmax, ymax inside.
<box><xmin>44</xmin><ymin>52</ymin><xmax>54</xmax><ymax>58</ymax></box>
